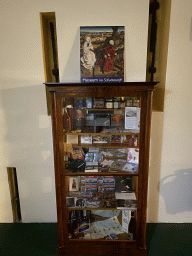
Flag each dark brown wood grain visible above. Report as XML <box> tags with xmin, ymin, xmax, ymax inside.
<box><xmin>46</xmin><ymin>82</ymin><xmax>156</xmax><ymax>255</ymax></box>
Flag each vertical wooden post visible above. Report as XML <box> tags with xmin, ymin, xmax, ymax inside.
<box><xmin>7</xmin><ymin>167</ymin><xmax>22</xmax><ymax>223</ymax></box>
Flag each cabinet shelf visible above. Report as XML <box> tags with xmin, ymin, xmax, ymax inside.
<box><xmin>85</xmin><ymin>108</ymin><xmax>126</xmax><ymax>111</ymax></box>
<box><xmin>68</xmin><ymin>143</ymin><xmax>139</xmax><ymax>149</ymax></box>
<box><xmin>65</xmin><ymin>132</ymin><xmax>139</xmax><ymax>136</ymax></box>
<box><xmin>69</xmin><ymin>233</ymin><xmax>132</xmax><ymax>241</ymax></box>
<box><xmin>67</xmin><ymin>207</ymin><xmax>137</xmax><ymax>211</ymax></box>
<box><xmin>64</xmin><ymin>170</ymin><xmax>139</xmax><ymax>176</ymax></box>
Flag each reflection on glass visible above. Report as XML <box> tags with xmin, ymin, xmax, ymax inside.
<box><xmin>67</xmin><ymin>209</ymin><xmax>136</xmax><ymax>241</ymax></box>
<box><xmin>63</xmin><ymin>96</ymin><xmax>140</xmax><ymax>134</ymax></box>
<box><xmin>66</xmin><ymin>147</ymin><xmax>139</xmax><ymax>174</ymax></box>
<box><xmin>63</xmin><ymin>96</ymin><xmax>140</xmax><ymax>174</ymax></box>
<box><xmin>66</xmin><ymin>176</ymin><xmax>137</xmax><ymax>210</ymax></box>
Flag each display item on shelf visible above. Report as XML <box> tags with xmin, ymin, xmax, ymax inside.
<box><xmin>128</xmin><ymin>211</ymin><xmax>136</xmax><ymax>240</ymax></box>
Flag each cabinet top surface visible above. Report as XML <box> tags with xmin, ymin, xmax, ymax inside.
<box><xmin>45</xmin><ymin>82</ymin><xmax>157</xmax><ymax>94</ymax></box>
<box><xmin>45</xmin><ymin>82</ymin><xmax>157</xmax><ymax>87</ymax></box>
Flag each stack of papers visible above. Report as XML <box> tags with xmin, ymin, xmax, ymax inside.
<box><xmin>83</xmin><ymin>216</ymin><xmax>123</xmax><ymax>239</ymax></box>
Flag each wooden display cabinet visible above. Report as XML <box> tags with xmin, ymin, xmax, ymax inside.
<box><xmin>45</xmin><ymin>82</ymin><xmax>157</xmax><ymax>256</ymax></box>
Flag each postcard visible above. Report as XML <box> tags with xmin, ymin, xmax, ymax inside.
<box><xmin>117</xmin><ymin>200</ymin><xmax>137</xmax><ymax>210</ymax></box>
<box><xmin>121</xmin><ymin>135</ymin><xmax>134</xmax><ymax>146</ymax></box>
<box><xmin>85</xmin><ymin>201</ymin><xmax>101</xmax><ymax>208</ymax></box>
<box><xmin>111</xmin><ymin>135</ymin><xmax>122</xmax><ymax>143</ymax></box>
<box><xmin>81</xmin><ymin>135</ymin><xmax>92</xmax><ymax>144</ymax></box>
<box><xmin>115</xmin><ymin>192</ymin><xmax>136</xmax><ymax>200</ymax></box>
<box><xmin>85</xmin><ymin>166</ymin><xmax>99</xmax><ymax>173</ymax></box>
<box><xmin>122</xmin><ymin>162</ymin><xmax>138</xmax><ymax>173</ymax></box>
<box><xmin>67</xmin><ymin>135</ymin><xmax>78</xmax><ymax>144</ymax></box>
<box><xmin>92</xmin><ymin>135</ymin><xmax>109</xmax><ymax>144</ymax></box>
<box><xmin>93</xmin><ymin>153</ymin><xmax>103</xmax><ymax>163</ymax></box>
<box><xmin>85</xmin><ymin>152</ymin><xmax>94</xmax><ymax>162</ymax></box>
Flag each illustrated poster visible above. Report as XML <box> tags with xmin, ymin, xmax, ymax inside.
<box><xmin>80</xmin><ymin>26</ymin><xmax>124</xmax><ymax>83</ymax></box>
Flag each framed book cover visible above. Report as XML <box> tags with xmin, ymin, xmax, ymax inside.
<box><xmin>80</xmin><ymin>26</ymin><xmax>124</xmax><ymax>83</ymax></box>
<box><xmin>66</xmin><ymin>197</ymin><xmax>76</xmax><ymax>208</ymax></box>
<box><xmin>69</xmin><ymin>176</ymin><xmax>80</xmax><ymax>192</ymax></box>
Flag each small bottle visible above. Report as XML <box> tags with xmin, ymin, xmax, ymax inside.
<box><xmin>64</xmin><ymin>108</ymin><xmax>70</xmax><ymax>132</ymax></box>
<box><xmin>126</xmin><ymin>97</ymin><xmax>133</xmax><ymax>107</ymax></box>
<box><xmin>113</xmin><ymin>97</ymin><xmax>120</xmax><ymax>109</ymax></box>
<box><xmin>72</xmin><ymin>211</ymin><xmax>78</xmax><ymax>238</ymax></box>
<box><xmin>120</xmin><ymin>97</ymin><xmax>125</xmax><ymax>109</ymax></box>
<box><xmin>134</xmin><ymin>136</ymin><xmax>138</xmax><ymax>147</ymax></box>
<box><xmin>77</xmin><ymin>215</ymin><xmax>82</xmax><ymax>233</ymax></box>
<box><xmin>67</xmin><ymin>219</ymin><xmax>72</xmax><ymax>239</ymax></box>
<box><xmin>132</xmin><ymin>98</ymin><xmax>140</xmax><ymax>107</ymax></box>
<box><xmin>86</xmin><ymin>97</ymin><xmax>93</xmax><ymax>109</ymax></box>
<box><xmin>105</xmin><ymin>98</ymin><xmax>113</xmax><ymax>109</ymax></box>
<box><xmin>128</xmin><ymin>211</ymin><xmax>136</xmax><ymax>240</ymax></box>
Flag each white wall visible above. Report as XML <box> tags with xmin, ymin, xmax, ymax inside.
<box><xmin>0</xmin><ymin>0</ymin><xmax>149</xmax><ymax>222</ymax></box>
<box><xmin>157</xmin><ymin>0</ymin><xmax>192</xmax><ymax>223</ymax></box>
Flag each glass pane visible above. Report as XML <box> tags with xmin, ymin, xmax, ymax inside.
<box><xmin>63</xmin><ymin>96</ymin><xmax>140</xmax><ymax>134</ymax></box>
<box><xmin>63</xmin><ymin>96</ymin><xmax>140</xmax><ymax>175</ymax></box>
<box><xmin>66</xmin><ymin>175</ymin><xmax>137</xmax><ymax>240</ymax></box>
<box><xmin>67</xmin><ymin>209</ymin><xmax>136</xmax><ymax>240</ymax></box>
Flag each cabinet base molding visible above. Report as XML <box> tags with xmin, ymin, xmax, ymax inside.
<box><xmin>58</xmin><ymin>241</ymin><xmax>147</xmax><ymax>256</ymax></box>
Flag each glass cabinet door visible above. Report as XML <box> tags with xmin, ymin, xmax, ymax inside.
<box><xmin>62</xmin><ymin>95</ymin><xmax>140</xmax><ymax>241</ymax></box>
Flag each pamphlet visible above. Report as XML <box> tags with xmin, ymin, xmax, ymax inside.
<box><xmin>122</xmin><ymin>210</ymin><xmax>130</xmax><ymax>233</ymax></box>
<box><xmin>125</xmin><ymin>107</ymin><xmax>138</xmax><ymax>129</ymax></box>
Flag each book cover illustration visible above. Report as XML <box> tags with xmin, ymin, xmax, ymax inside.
<box><xmin>80</xmin><ymin>26</ymin><xmax>124</xmax><ymax>83</ymax></box>
<box><xmin>71</xmin><ymin>147</ymin><xmax>85</xmax><ymax>160</ymax></box>
<box><xmin>127</xmin><ymin>148</ymin><xmax>139</xmax><ymax>164</ymax></box>
<box><xmin>115</xmin><ymin>176</ymin><xmax>132</xmax><ymax>193</ymax></box>
<box><xmin>121</xmin><ymin>148</ymin><xmax>139</xmax><ymax>173</ymax></box>
<box><xmin>69</xmin><ymin>176</ymin><xmax>80</xmax><ymax>192</ymax></box>
<box><xmin>111</xmin><ymin>114</ymin><xmax>124</xmax><ymax>127</ymax></box>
